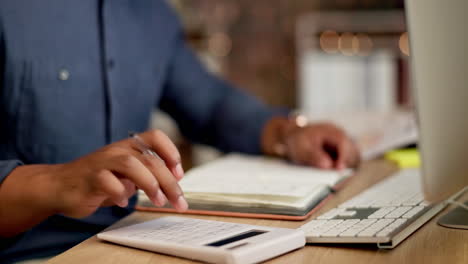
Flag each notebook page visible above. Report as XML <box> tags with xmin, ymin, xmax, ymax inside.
<box><xmin>183</xmin><ymin>184</ymin><xmax>329</xmax><ymax>208</ymax></box>
<box><xmin>180</xmin><ymin>154</ymin><xmax>352</xmax><ymax>197</ymax></box>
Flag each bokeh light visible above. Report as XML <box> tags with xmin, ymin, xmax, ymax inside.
<box><xmin>338</xmin><ymin>32</ymin><xmax>357</xmax><ymax>56</ymax></box>
<box><xmin>356</xmin><ymin>33</ymin><xmax>373</xmax><ymax>55</ymax></box>
<box><xmin>320</xmin><ymin>30</ymin><xmax>339</xmax><ymax>54</ymax></box>
<box><xmin>399</xmin><ymin>32</ymin><xmax>410</xmax><ymax>56</ymax></box>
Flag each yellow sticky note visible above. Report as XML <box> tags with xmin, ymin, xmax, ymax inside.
<box><xmin>384</xmin><ymin>148</ymin><xmax>420</xmax><ymax>168</ymax></box>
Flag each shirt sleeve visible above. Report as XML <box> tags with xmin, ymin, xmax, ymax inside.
<box><xmin>0</xmin><ymin>20</ymin><xmax>24</xmax><ymax>185</ymax></box>
<box><xmin>159</xmin><ymin>31</ymin><xmax>288</xmax><ymax>154</ymax></box>
<box><xmin>0</xmin><ymin>160</ymin><xmax>23</xmax><ymax>185</ymax></box>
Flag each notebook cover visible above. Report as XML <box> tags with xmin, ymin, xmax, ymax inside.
<box><xmin>330</xmin><ymin>171</ymin><xmax>356</xmax><ymax>192</ymax></box>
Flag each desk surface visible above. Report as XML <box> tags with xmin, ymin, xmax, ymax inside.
<box><xmin>47</xmin><ymin>160</ymin><xmax>467</xmax><ymax>264</ymax></box>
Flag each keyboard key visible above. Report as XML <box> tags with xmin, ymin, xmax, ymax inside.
<box><xmin>404</xmin><ymin>194</ymin><xmax>424</xmax><ymax>205</ymax></box>
<box><xmin>357</xmin><ymin>219</ymin><xmax>394</xmax><ymax>237</ymax></box>
<box><xmin>300</xmin><ymin>220</ymin><xmax>328</xmax><ymax>231</ymax></box>
<box><xmin>317</xmin><ymin>208</ymin><xmax>346</xmax><ymax>220</ymax></box>
<box><xmin>320</xmin><ymin>219</ymin><xmax>360</xmax><ymax>237</ymax></box>
<box><xmin>303</xmin><ymin>220</ymin><xmax>343</xmax><ymax>237</ymax></box>
<box><xmin>402</xmin><ymin>206</ymin><xmax>426</xmax><ymax>218</ymax></box>
<box><xmin>339</xmin><ymin>219</ymin><xmax>377</xmax><ymax>237</ymax></box>
<box><xmin>385</xmin><ymin>206</ymin><xmax>412</xmax><ymax>218</ymax></box>
<box><xmin>376</xmin><ymin>219</ymin><xmax>408</xmax><ymax>237</ymax></box>
<box><xmin>368</xmin><ymin>207</ymin><xmax>396</xmax><ymax>219</ymax></box>
<box><xmin>338</xmin><ymin>210</ymin><xmax>357</xmax><ymax>217</ymax></box>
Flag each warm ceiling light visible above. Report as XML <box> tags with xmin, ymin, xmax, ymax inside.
<box><xmin>356</xmin><ymin>33</ymin><xmax>373</xmax><ymax>55</ymax></box>
<box><xmin>338</xmin><ymin>32</ymin><xmax>356</xmax><ymax>56</ymax></box>
<box><xmin>319</xmin><ymin>30</ymin><xmax>339</xmax><ymax>54</ymax></box>
<box><xmin>399</xmin><ymin>32</ymin><xmax>410</xmax><ymax>56</ymax></box>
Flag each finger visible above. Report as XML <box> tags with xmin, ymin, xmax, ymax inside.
<box><xmin>95</xmin><ymin>169</ymin><xmax>128</xmax><ymax>207</ymax></box>
<box><xmin>287</xmin><ymin>135</ymin><xmax>333</xmax><ymax>169</ymax></box>
<box><xmin>110</xmin><ymin>153</ymin><xmax>188</xmax><ymax>212</ymax></box>
<box><xmin>108</xmin><ymin>154</ymin><xmax>160</xmax><ymax>203</ymax></box>
<box><xmin>138</xmin><ymin>154</ymin><xmax>188</xmax><ymax>212</ymax></box>
<box><xmin>99</xmin><ymin>179</ymin><xmax>138</xmax><ymax>207</ymax></box>
<box><xmin>101</xmin><ymin>179</ymin><xmax>137</xmax><ymax>207</ymax></box>
<box><xmin>119</xmin><ymin>178</ymin><xmax>138</xmax><ymax>200</ymax></box>
<box><xmin>112</xmin><ymin>147</ymin><xmax>183</xmax><ymax>208</ymax></box>
<box><xmin>308</xmin><ymin>144</ymin><xmax>334</xmax><ymax>169</ymax></box>
<box><xmin>115</xmin><ymin>147</ymin><xmax>168</xmax><ymax>207</ymax></box>
<box><xmin>322</xmin><ymin>128</ymin><xmax>352</xmax><ymax>170</ymax></box>
<box><xmin>332</xmin><ymin>138</ymin><xmax>350</xmax><ymax>170</ymax></box>
<box><xmin>132</xmin><ymin>155</ymin><xmax>168</xmax><ymax>207</ymax></box>
<box><xmin>138</xmin><ymin>130</ymin><xmax>184</xmax><ymax>180</ymax></box>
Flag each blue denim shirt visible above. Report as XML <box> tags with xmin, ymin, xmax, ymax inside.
<box><xmin>0</xmin><ymin>1</ymin><xmax>280</xmax><ymax>261</ymax></box>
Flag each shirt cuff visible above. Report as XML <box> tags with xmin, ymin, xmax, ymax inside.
<box><xmin>0</xmin><ymin>160</ymin><xmax>24</xmax><ymax>185</ymax></box>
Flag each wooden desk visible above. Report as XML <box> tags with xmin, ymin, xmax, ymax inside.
<box><xmin>47</xmin><ymin>160</ymin><xmax>467</xmax><ymax>264</ymax></box>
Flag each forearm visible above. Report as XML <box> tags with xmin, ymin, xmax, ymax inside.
<box><xmin>0</xmin><ymin>164</ymin><xmax>60</xmax><ymax>237</ymax></box>
<box><xmin>208</xmin><ymin>89</ymin><xmax>284</xmax><ymax>154</ymax></box>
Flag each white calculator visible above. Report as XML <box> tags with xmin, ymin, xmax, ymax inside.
<box><xmin>97</xmin><ymin>216</ymin><xmax>305</xmax><ymax>264</ymax></box>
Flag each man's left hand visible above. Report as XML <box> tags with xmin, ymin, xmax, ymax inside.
<box><xmin>262</xmin><ymin>116</ymin><xmax>360</xmax><ymax>170</ymax></box>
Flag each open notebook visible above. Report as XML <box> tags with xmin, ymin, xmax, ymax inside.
<box><xmin>137</xmin><ymin>154</ymin><xmax>353</xmax><ymax>220</ymax></box>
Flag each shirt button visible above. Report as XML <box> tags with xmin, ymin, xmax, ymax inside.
<box><xmin>107</xmin><ymin>59</ymin><xmax>115</xmax><ymax>70</ymax></box>
<box><xmin>58</xmin><ymin>69</ymin><xmax>70</xmax><ymax>81</ymax></box>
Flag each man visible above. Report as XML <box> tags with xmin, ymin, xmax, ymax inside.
<box><xmin>0</xmin><ymin>0</ymin><xmax>359</xmax><ymax>262</ymax></box>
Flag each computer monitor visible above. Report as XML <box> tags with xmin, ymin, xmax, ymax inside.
<box><xmin>405</xmin><ymin>0</ymin><xmax>468</xmax><ymax>228</ymax></box>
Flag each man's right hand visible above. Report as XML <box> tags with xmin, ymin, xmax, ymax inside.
<box><xmin>51</xmin><ymin>129</ymin><xmax>188</xmax><ymax>218</ymax></box>
<box><xmin>0</xmin><ymin>130</ymin><xmax>187</xmax><ymax>236</ymax></box>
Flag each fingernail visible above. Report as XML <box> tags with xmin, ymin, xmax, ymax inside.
<box><xmin>175</xmin><ymin>163</ymin><xmax>184</xmax><ymax>180</ymax></box>
<box><xmin>118</xmin><ymin>198</ymin><xmax>128</xmax><ymax>208</ymax></box>
<box><xmin>152</xmin><ymin>189</ymin><xmax>167</xmax><ymax>207</ymax></box>
<box><xmin>175</xmin><ymin>196</ymin><xmax>189</xmax><ymax>212</ymax></box>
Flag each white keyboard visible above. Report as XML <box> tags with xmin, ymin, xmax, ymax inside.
<box><xmin>98</xmin><ymin>216</ymin><xmax>305</xmax><ymax>264</ymax></box>
<box><xmin>300</xmin><ymin>169</ymin><xmax>446</xmax><ymax>248</ymax></box>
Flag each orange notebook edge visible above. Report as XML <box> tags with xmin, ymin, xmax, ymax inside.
<box><xmin>135</xmin><ymin>193</ymin><xmax>335</xmax><ymax>221</ymax></box>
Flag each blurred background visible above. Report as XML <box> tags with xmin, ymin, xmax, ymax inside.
<box><xmin>155</xmin><ymin>0</ymin><xmax>414</xmax><ymax>168</ymax></box>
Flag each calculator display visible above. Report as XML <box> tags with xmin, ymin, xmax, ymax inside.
<box><xmin>205</xmin><ymin>230</ymin><xmax>267</xmax><ymax>247</ymax></box>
